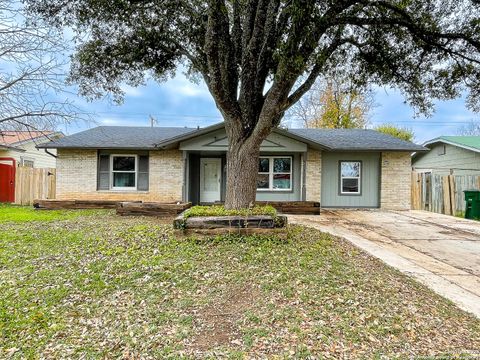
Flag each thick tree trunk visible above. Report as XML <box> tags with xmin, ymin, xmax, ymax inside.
<box><xmin>224</xmin><ymin>136</ymin><xmax>262</xmax><ymax>210</ymax></box>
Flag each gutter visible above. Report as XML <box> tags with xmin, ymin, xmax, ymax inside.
<box><xmin>44</xmin><ymin>148</ymin><xmax>57</xmax><ymax>158</ymax></box>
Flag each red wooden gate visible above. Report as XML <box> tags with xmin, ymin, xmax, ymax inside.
<box><xmin>0</xmin><ymin>158</ymin><xmax>16</xmax><ymax>203</ymax></box>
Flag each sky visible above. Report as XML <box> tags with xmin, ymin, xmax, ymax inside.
<box><xmin>62</xmin><ymin>71</ymin><xmax>479</xmax><ymax>145</ymax></box>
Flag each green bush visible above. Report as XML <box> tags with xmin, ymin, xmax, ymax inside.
<box><xmin>183</xmin><ymin>205</ymin><xmax>277</xmax><ymax>219</ymax></box>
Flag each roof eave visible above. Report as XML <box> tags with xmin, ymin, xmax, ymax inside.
<box><xmin>423</xmin><ymin>138</ymin><xmax>480</xmax><ymax>154</ymax></box>
<box><xmin>154</xmin><ymin>123</ymin><xmax>333</xmax><ymax>151</ymax></box>
<box><xmin>36</xmin><ymin>145</ymin><xmax>159</xmax><ymax>150</ymax></box>
<box><xmin>154</xmin><ymin>123</ymin><xmax>225</xmax><ymax>149</ymax></box>
<box><xmin>0</xmin><ymin>144</ymin><xmax>26</xmax><ymax>152</ymax></box>
<box><xmin>329</xmin><ymin>147</ymin><xmax>427</xmax><ymax>152</ymax></box>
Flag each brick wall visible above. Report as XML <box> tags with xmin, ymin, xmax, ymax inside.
<box><xmin>380</xmin><ymin>152</ymin><xmax>412</xmax><ymax>210</ymax></box>
<box><xmin>56</xmin><ymin>149</ymin><xmax>184</xmax><ymax>202</ymax></box>
<box><xmin>305</xmin><ymin>149</ymin><xmax>322</xmax><ymax>202</ymax></box>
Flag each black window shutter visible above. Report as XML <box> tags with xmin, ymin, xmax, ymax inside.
<box><xmin>137</xmin><ymin>155</ymin><xmax>149</xmax><ymax>191</ymax></box>
<box><xmin>98</xmin><ymin>154</ymin><xmax>110</xmax><ymax>190</ymax></box>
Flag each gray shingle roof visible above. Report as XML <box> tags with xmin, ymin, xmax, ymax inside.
<box><xmin>38</xmin><ymin>124</ymin><xmax>426</xmax><ymax>152</ymax></box>
<box><xmin>37</xmin><ymin>126</ymin><xmax>198</xmax><ymax>149</ymax></box>
<box><xmin>289</xmin><ymin>128</ymin><xmax>426</xmax><ymax>152</ymax></box>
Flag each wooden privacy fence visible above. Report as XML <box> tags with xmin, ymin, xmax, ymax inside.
<box><xmin>411</xmin><ymin>172</ymin><xmax>480</xmax><ymax>215</ymax></box>
<box><xmin>14</xmin><ymin>167</ymin><xmax>56</xmax><ymax>205</ymax></box>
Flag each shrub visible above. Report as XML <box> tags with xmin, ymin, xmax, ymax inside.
<box><xmin>183</xmin><ymin>205</ymin><xmax>277</xmax><ymax>219</ymax></box>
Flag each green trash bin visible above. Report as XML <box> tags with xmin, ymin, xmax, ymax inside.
<box><xmin>464</xmin><ymin>190</ymin><xmax>480</xmax><ymax>220</ymax></box>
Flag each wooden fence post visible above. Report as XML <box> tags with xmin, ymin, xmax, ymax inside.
<box><xmin>442</xmin><ymin>176</ymin><xmax>452</xmax><ymax>215</ymax></box>
<box><xmin>411</xmin><ymin>172</ymin><xmax>422</xmax><ymax>210</ymax></box>
<box><xmin>448</xmin><ymin>175</ymin><xmax>456</xmax><ymax>216</ymax></box>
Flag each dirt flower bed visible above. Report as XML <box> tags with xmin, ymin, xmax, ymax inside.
<box><xmin>0</xmin><ymin>205</ymin><xmax>479</xmax><ymax>358</ymax></box>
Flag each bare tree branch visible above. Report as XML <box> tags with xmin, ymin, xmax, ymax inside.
<box><xmin>0</xmin><ymin>0</ymin><xmax>88</xmax><ymax>133</ymax></box>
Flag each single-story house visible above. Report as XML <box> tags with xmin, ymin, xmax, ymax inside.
<box><xmin>0</xmin><ymin>131</ymin><xmax>63</xmax><ymax>168</ymax></box>
<box><xmin>37</xmin><ymin>123</ymin><xmax>426</xmax><ymax>210</ymax></box>
<box><xmin>412</xmin><ymin>136</ymin><xmax>480</xmax><ymax>176</ymax></box>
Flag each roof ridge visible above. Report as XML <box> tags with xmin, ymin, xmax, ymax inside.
<box><xmin>96</xmin><ymin>125</ymin><xmax>198</xmax><ymax>128</ymax></box>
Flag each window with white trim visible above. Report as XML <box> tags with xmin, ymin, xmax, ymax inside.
<box><xmin>111</xmin><ymin>155</ymin><xmax>137</xmax><ymax>189</ymax></box>
<box><xmin>340</xmin><ymin>161</ymin><xmax>361</xmax><ymax>194</ymax></box>
<box><xmin>20</xmin><ymin>157</ymin><xmax>34</xmax><ymax>168</ymax></box>
<box><xmin>257</xmin><ymin>156</ymin><xmax>292</xmax><ymax>191</ymax></box>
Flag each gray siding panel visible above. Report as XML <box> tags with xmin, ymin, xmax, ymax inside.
<box><xmin>321</xmin><ymin>152</ymin><xmax>380</xmax><ymax>208</ymax></box>
<box><xmin>413</xmin><ymin>143</ymin><xmax>480</xmax><ymax>175</ymax></box>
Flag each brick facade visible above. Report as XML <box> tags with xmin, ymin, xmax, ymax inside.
<box><xmin>56</xmin><ymin>149</ymin><xmax>184</xmax><ymax>202</ymax></box>
<box><xmin>56</xmin><ymin>148</ymin><xmax>411</xmax><ymax>209</ymax></box>
<box><xmin>380</xmin><ymin>152</ymin><xmax>412</xmax><ymax>210</ymax></box>
<box><xmin>305</xmin><ymin>149</ymin><xmax>322</xmax><ymax>202</ymax></box>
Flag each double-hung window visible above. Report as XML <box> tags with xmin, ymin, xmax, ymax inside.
<box><xmin>98</xmin><ymin>153</ymin><xmax>148</xmax><ymax>191</ymax></box>
<box><xmin>340</xmin><ymin>161</ymin><xmax>361</xmax><ymax>194</ymax></box>
<box><xmin>257</xmin><ymin>156</ymin><xmax>292</xmax><ymax>191</ymax></box>
<box><xmin>111</xmin><ymin>155</ymin><xmax>137</xmax><ymax>190</ymax></box>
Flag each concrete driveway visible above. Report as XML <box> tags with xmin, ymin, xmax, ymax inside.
<box><xmin>289</xmin><ymin>210</ymin><xmax>480</xmax><ymax>318</ymax></box>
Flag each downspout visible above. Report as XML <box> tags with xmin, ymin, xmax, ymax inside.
<box><xmin>44</xmin><ymin>149</ymin><xmax>57</xmax><ymax>158</ymax></box>
<box><xmin>183</xmin><ymin>151</ymin><xmax>188</xmax><ymax>203</ymax></box>
<box><xmin>301</xmin><ymin>152</ymin><xmax>307</xmax><ymax>201</ymax></box>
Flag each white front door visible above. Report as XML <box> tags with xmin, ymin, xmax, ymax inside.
<box><xmin>200</xmin><ymin>158</ymin><xmax>222</xmax><ymax>203</ymax></box>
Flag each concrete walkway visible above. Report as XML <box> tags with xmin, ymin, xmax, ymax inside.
<box><xmin>289</xmin><ymin>210</ymin><xmax>480</xmax><ymax>318</ymax></box>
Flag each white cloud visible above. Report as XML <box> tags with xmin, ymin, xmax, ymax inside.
<box><xmin>99</xmin><ymin>117</ymin><xmax>148</xmax><ymax>126</ymax></box>
<box><xmin>121</xmin><ymin>85</ymin><xmax>143</xmax><ymax>97</ymax></box>
<box><xmin>99</xmin><ymin>117</ymin><xmax>123</xmax><ymax>125</ymax></box>
<box><xmin>162</xmin><ymin>73</ymin><xmax>211</xmax><ymax>100</ymax></box>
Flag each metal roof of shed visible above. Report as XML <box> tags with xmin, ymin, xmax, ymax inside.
<box><xmin>422</xmin><ymin>136</ymin><xmax>480</xmax><ymax>153</ymax></box>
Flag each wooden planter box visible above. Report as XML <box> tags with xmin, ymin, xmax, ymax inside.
<box><xmin>256</xmin><ymin>201</ymin><xmax>320</xmax><ymax>215</ymax></box>
<box><xmin>33</xmin><ymin>200</ymin><xmax>191</xmax><ymax>217</ymax></box>
<box><xmin>116</xmin><ymin>202</ymin><xmax>191</xmax><ymax>216</ymax></box>
<box><xmin>213</xmin><ymin>201</ymin><xmax>321</xmax><ymax>215</ymax></box>
<box><xmin>34</xmin><ymin>199</ymin><xmax>141</xmax><ymax>209</ymax></box>
<box><xmin>174</xmin><ymin>213</ymin><xmax>287</xmax><ymax>235</ymax></box>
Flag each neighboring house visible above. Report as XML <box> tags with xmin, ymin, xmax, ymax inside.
<box><xmin>0</xmin><ymin>131</ymin><xmax>63</xmax><ymax>168</ymax></box>
<box><xmin>38</xmin><ymin>123</ymin><xmax>426</xmax><ymax>210</ymax></box>
<box><xmin>0</xmin><ymin>131</ymin><xmax>63</xmax><ymax>203</ymax></box>
<box><xmin>413</xmin><ymin>136</ymin><xmax>480</xmax><ymax>176</ymax></box>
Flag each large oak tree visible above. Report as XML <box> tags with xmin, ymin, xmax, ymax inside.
<box><xmin>27</xmin><ymin>0</ymin><xmax>480</xmax><ymax>208</ymax></box>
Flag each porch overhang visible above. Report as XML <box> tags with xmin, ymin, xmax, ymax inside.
<box><xmin>155</xmin><ymin>122</ymin><xmax>329</xmax><ymax>152</ymax></box>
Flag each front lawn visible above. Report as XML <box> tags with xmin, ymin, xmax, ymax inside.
<box><xmin>1</xmin><ymin>205</ymin><xmax>479</xmax><ymax>358</ymax></box>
